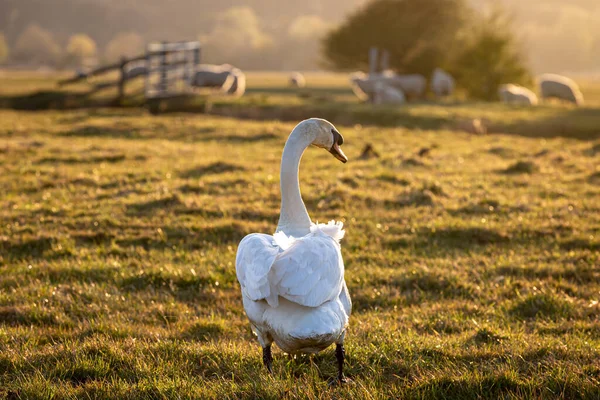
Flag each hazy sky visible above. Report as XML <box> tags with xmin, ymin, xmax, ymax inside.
<box><xmin>1</xmin><ymin>0</ymin><xmax>598</xmax><ymax>73</ymax></box>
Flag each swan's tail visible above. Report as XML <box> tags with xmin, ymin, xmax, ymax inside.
<box><xmin>310</xmin><ymin>220</ymin><xmax>345</xmax><ymax>243</ymax></box>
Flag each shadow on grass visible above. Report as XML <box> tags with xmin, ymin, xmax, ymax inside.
<box><xmin>36</xmin><ymin>153</ymin><xmax>126</xmax><ymax>164</ymax></box>
<box><xmin>119</xmin><ymin>271</ymin><xmax>211</xmax><ymax>292</ymax></box>
<box><xmin>179</xmin><ymin>162</ymin><xmax>246</xmax><ymax>179</ymax></box>
<box><xmin>510</xmin><ymin>293</ymin><xmax>574</xmax><ymax>321</ymax></box>
<box><xmin>180</xmin><ymin>321</ymin><xmax>225</xmax><ymax>342</ymax></box>
<box><xmin>0</xmin><ymin>306</ymin><xmax>57</xmax><ymax>326</ymax></box>
<box><xmin>407</xmin><ymin>375</ymin><xmax>531</xmax><ymax>399</ymax></box>
<box><xmin>126</xmin><ymin>195</ymin><xmax>185</xmax><ymax>215</ymax></box>
<box><xmin>115</xmin><ymin>223</ymin><xmax>253</xmax><ymax>250</ymax></box>
<box><xmin>59</xmin><ymin>126</ymin><xmax>139</xmax><ymax>139</ymax></box>
<box><xmin>388</xmin><ymin>227</ymin><xmax>510</xmax><ymax>251</ymax></box>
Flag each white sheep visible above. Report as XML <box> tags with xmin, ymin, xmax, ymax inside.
<box><xmin>191</xmin><ymin>64</ymin><xmax>235</xmax><ymax>92</ymax></box>
<box><xmin>498</xmin><ymin>84</ymin><xmax>538</xmax><ymax>106</ymax></box>
<box><xmin>350</xmin><ymin>71</ymin><xmax>423</xmax><ymax>102</ymax></box>
<box><xmin>289</xmin><ymin>72</ymin><xmax>306</xmax><ymax>88</ymax></box>
<box><xmin>373</xmin><ymin>81</ymin><xmax>406</xmax><ymax>105</ymax></box>
<box><xmin>381</xmin><ymin>72</ymin><xmax>427</xmax><ymax>99</ymax></box>
<box><xmin>227</xmin><ymin>67</ymin><xmax>246</xmax><ymax>98</ymax></box>
<box><xmin>431</xmin><ymin>68</ymin><xmax>455</xmax><ymax>97</ymax></box>
<box><xmin>349</xmin><ymin>71</ymin><xmax>373</xmax><ymax>102</ymax></box>
<box><xmin>538</xmin><ymin>74</ymin><xmax>584</xmax><ymax>105</ymax></box>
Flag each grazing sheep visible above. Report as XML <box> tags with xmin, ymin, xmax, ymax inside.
<box><xmin>381</xmin><ymin>72</ymin><xmax>427</xmax><ymax>99</ymax></box>
<box><xmin>191</xmin><ymin>64</ymin><xmax>235</xmax><ymax>92</ymax></box>
<box><xmin>350</xmin><ymin>71</ymin><xmax>420</xmax><ymax>102</ymax></box>
<box><xmin>349</xmin><ymin>71</ymin><xmax>373</xmax><ymax>102</ymax></box>
<box><xmin>124</xmin><ymin>65</ymin><xmax>148</xmax><ymax>80</ymax></box>
<box><xmin>431</xmin><ymin>68</ymin><xmax>455</xmax><ymax>97</ymax></box>
<box><xmin>538</xmin><ymin>74</ymin><xmax>584</xmax><ymax>105</ymax></box>
<box><xmin>289</xmin><ymin>72</ymin><xmax>306</xmax><ymax>88</ymax></box>
<box><xmin>498</xmin><ymin>84</ymin><xmax>538</xmax><ymax>106</ymax></box>
<box><xmin>227</xmin><ymin>68</ymin><xmax>246</xmax><ymax>98</ymax></box>
<box><xmin>373</xmin><ymin>81</ymin><xmax>406</xmax><ymax>105</ymax></box>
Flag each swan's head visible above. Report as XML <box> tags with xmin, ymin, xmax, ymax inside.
<box><xmin>295</xmin><ymin>118</ymin><xmax>348</xmax><ymax>163</ymax></box>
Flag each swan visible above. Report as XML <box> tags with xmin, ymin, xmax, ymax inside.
<box><xmin>235</xmin><ymin>118</ymin><xmax>352</xmax><ymax>382</ymax></box>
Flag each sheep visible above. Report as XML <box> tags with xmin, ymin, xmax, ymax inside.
<box><xmin>349</xmin><ymin>71</ymin><xmax>373</xmax><ymax>102</ymax></box>
<box><xmin>227</xmin><ymin>67</ymin><xmax>246</xmax><ymax>98</ymax></box>
<box><xmin>289</xmin><ymin>72</ymin><xmax>306</xmax><ymax>88</ymax></box>
<box><xmin>191</xmin><ymin>64</ymin><xmax>235</xmax><ymax>92</ymax></box>
<box><xmin>373</xmin><ymin>80</ymin><xmax>406</xmax><ymax>105</ymax></box>
<box><xmin>350</xmin><ymin>71</ymin><xmax>421</xmax><ymax>102</ymax></box>
<box><xmin>538</xmin><ymin>74</ymin><xmax>584</xmax><ymax>105</ymax></box>
<box><xmin>380</xmin><ymin>72</ymin><xmax>427</xmax><ymax>99</ymax></box>
<box><xmin>431</xmin><ymin>68</ymin><xmax>455</xmax><ymax>97</ymax></box>
<box><xmin>498</xmin><ymin>84</ymin><xmax>538</xmax><ymax>106</ymax></box>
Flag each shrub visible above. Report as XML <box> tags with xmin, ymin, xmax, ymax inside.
<box><xmin>12</xmin><ymin>24</ymin><xmax>61</xmax><ymax>65</ymax></box>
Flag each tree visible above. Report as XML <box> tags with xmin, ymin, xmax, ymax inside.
<box><xmin>13</xmin><ymin>23</ymin><xmax>61</xmax><ymax>65</ymax></box>
<box><xmin>0</xmin><ymin>33</ymin><xmax>8</xmax><ymax>64</ymax></box>
<box><xmin>323</xmin><ymin>0</ymin><xmax>531</xmax><ymax>99</ymax></box>
<box><xmin>200</xmin><ymin>6</ymin><xmax>274</xmax><ymax>68</ymax></box>
<box><xmin>104</xmin><ymin>32</ymin><xmax>144</xmax><ymax>62</ymax></box>
<box><xmin>322</xmin><ymin>0</ymin><xmax>469</xmax><ymax>75</ymax></box>
<box><xmin>65</xmin><ymin>34</ymin><xmax>97</xmax><ymax>66</ymax></box>
<box><xmin>448</xmin><ymin>11</ymin><xmax>531</xmax><ymax>100</ymax></box>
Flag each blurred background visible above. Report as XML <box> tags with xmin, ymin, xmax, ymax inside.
<box><xmin>0</xmin><ymin>0</ymin><xmax>598</xmax><ymax>75</ymax></box>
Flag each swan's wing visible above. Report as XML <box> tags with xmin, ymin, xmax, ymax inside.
<box><xmin>270</xmin><ymin>232</ymin><xmax>344</xmax><ymax>308</ymax></box>
<box><xmin>236</xmin><ymin>233</ymin><xmax>281</xmax><ymax>306</ymax></box>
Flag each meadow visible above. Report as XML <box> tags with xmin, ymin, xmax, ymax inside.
<box><xmin>0</xmin><ymin>72</ymin><xmax>599</xmax><ymax>399</ymax></box>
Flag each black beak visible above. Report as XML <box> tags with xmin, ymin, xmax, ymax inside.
<box><xmin>329</xmin><ymin>129</ymin><xmax>348</xmax><ymax>163</ymax></box>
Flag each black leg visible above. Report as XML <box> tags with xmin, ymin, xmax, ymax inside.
<box><xmin>262</xmin><ymin>345</ymin><xmax>273</xmax><ymax>373</ymax></box>
<box><xmin>335</xmin><ymin>343</ymin><xmax>347</xmax><ymax>383</ymax></box>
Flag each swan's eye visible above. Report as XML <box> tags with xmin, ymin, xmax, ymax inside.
<box><xmin>331</xmin><ymin>129</ymin><xmax>344</xmax><ymax>145</ymax></box>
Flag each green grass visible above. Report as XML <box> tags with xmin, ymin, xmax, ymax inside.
<box><xmin>0</xmin><ymin>73</ymin><xmax>600</xmax><ymax>398</ymax></box>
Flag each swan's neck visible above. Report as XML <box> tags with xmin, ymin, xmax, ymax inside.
<box><xmin>276</xmin><ymin>131</ymin><xmax>312</xmax><ymax>237</ymax></box>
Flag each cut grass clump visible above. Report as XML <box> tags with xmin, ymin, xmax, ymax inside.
<box><xmin>179</xmin><ymin>162</ymin><xmax>245</xmax><ymax>178</ymax></box>
<box><xmin>377</xmin><ymin>172</ymin><xmax>410</xmax><ymax>186</ymax></box>
<box><xmin>470</xmin><ymin>328</ymin><xmax>506</xmax><ymax>345</ymax></box>
<box><xmin>398</xmin><ymin>190</ymin><xmax>435</xmax><ymax>207</ymax></box>
<box><xmin>502</xmin><ymin>160</ymin><xmax>539</xmax><ymax>174</ymax></box>
<box><xmin>181</xmin><ymin>321</ymin><xmax>227</xmax><ymax>341</ymax></box>
<box><xmin>588</xmin><ymin>171</ymin><xmax>600</xmax><ymax>184</ymax></box>
<box><xmin>488</xmin><ymin>146</ymin><xmax>518</xmax><ymax>158</ymax></box>
<box><xmin>402</xmin><ymin>157</ymin><xmax>427</xmax><ymax>167</ymax></box>
<box><xmin>510</xmin><ymin>293</ymin><xmax>574</xmax><ymax>320</ymax></box>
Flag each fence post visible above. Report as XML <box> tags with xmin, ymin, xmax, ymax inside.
<box><xmin>159</xmin><ymin>44</ymin><xmax>168</xmax><ymax>95</ymax></box>
<box><xmin>381</xmin><ymin>50</ymin><xmax>390</xmax><ymax>72</ymax></box>
<box><xmin>369</xmin><ymin>47</ymin><xmax>379</xmax><ymax>76</ymax></box>
<box><xmin>118</xmin><ymin>56</ymin><xmax>127</xmax><ymax>104</ymax></box>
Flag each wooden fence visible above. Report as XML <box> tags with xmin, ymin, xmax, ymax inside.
<box><xmin>58</xmin><ymin>41</ymin><xmax>201</xmax><ymax>104</ymax></box>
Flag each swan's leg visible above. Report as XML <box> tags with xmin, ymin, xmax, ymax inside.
<box><xmin>335</xmin><ymin>343</ymin><xmax>347</xmax><ymax>383</ymax></box>
<box><xmin>263</xmin><ymin>345</ymin><xmax>273</xmax><ymax>373</ymax></box>
<box><xmin>251</xmin><ymin>324</ymin><xmax>273</xmax><ymax>373</ymax></box>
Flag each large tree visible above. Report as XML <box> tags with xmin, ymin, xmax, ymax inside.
<box><xmin>323</xmin><ymin>0</ymin><xmax>531</xmax><ymax>99</ymax></box>
<box><xmin>322</xmin><ymin>0</ymin><xmax>469</xmax><ymax>76</ymax></box>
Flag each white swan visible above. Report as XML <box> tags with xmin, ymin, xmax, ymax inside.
<box><xmin>235</xmin><ymin>118</ymin><xmax>352</xmax><ymax>382</ymax></box>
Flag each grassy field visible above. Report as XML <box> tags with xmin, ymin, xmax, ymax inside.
<box><xmin>1</xmin><ymin>72</ymin><xmax>600</xmax><ymax>399</ymax></box>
